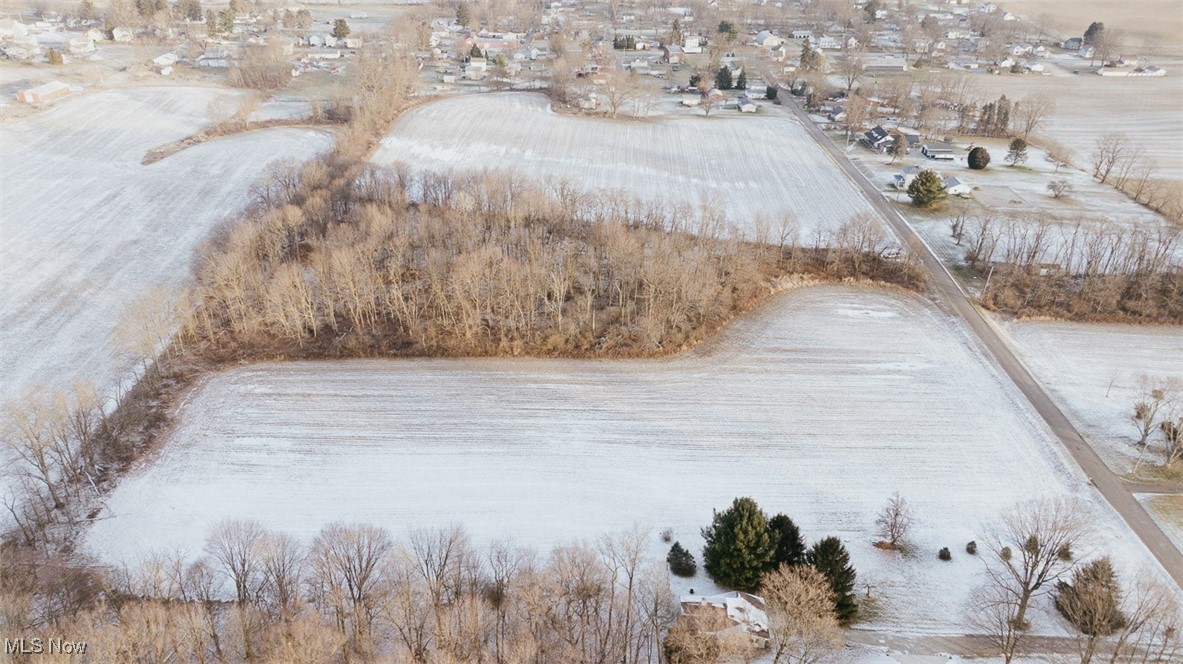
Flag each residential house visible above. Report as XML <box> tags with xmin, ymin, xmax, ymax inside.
<box><xmin>861</xmin><ymin>125</ymin><xmax>893</xmax><ymax>151</ymax></box>
<box><xmin>753</xmin><ymin>30</ymin><xmax>781</xmax><ymax>47</ymax></box>
<box><xmin>943</xmin><ymin>176</ymin><xmax>972</xmax><ymax>196</ymax></box>
<box><xmin>661</xmin><ymin>43</ymin><xmax>684</xmax><ymax>64</ymax></box>
<box><xmin>922</xmin><ymin>143</ymin><xmax>956</xmax><ymax>160</ymax></box>
<box><xmin>1061</xmin><ymin>37</ymin><xmax>1083</xmax><ymax>50</ymax></box>
<box><xmin>737</xmin><ymin>93</ymin><xmax>757</xmax><ymax>112</ymax></box>
<box><xmin>864</xmin><ymin>55</ymin><xmax>907</xmax><ymax>72</ymax></box>
<box><xmin>816</xmin><ymin>35</ymin><xmax>839</xmax><ymax>49</ymax></box>
<box><xmin>791</xmin><ymin>29</ymin><xmax>813</xmax><ymax>41</ymax></box>
<box><xmin>677</xmin><ymin>592</ymin><xmax>770</xmax><ymax>650</ymax></box>
<box><xmin>892</xmin><ymin>166</ymin><xmax>922</xmax><ymax>189</ymax></box>
<box><xmin>683</xmin><ymin>34</ymin><xmax>703</xmax><ymax>53</ymax></box>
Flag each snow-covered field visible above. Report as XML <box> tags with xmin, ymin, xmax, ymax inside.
<box><xmin>1003</xmin><ymin>320</ymin><xmax>1183</xmax><ymax>474</ymax></box>
<box><xmin>85</xmin><ymin>286</ymin><xmax>1167</xmax><ymax>634</ymax></box>
<box><xmin>372</xmin><ymin>92</ymin><xmax>883</xmax><ymax>241</ymax></box>
<box><xmin>0</xmin><ymin>86</ymin><xmax>332</xmax><ymax>497</ymax></box>
<box><xmin>970</xmin><ymin>73</ymin><xmax>1183</xmax><ymax>180</ymax></box>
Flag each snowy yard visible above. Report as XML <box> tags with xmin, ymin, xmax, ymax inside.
<box><xmin>84</xmin><ymin>286</ymin><xmax>1168</xmax><ymax>635</ymax></box>
<box><xmin>1003</xmin><ymin>320</ymin><xmax>1183</xmax><ymax>474</ymax></box>
<box><xmin>372</xmin><ymin>92</ymin><xmax>884</xmax><ymax>242</ymax></box>
<box><xmin>0</xmin><ymin>86</ymin><xmax>332</xmax><ymax>499</ymax></box>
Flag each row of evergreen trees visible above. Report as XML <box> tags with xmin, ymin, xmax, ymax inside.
<box><xmin>677</xmin><ymin>497</ymin><xmax>858</xmax><ymax>624</ymax></box>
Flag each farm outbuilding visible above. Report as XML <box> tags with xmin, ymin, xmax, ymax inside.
<box><xmin>17</xmin><ymin>80</ymin><xmax>70</xmax><ymax>104</ymax></box>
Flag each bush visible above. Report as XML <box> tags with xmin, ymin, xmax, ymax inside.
<box><xmin>938</xmin><ymin>547</ymin><xmax>952</xmax><ymax>561</ymax></box>
<box><xmin>661</xmin><ymin>528</ymin><xmax>673</xmax><ymax>543</ymax></box>
<box><xmin>967</xmin><ymin>146</ymin><xmax>990</xmax><ymax>170</ymax></box>
<box><xmin>667</xmin><ymin>542</ymin><xmax>698</xmax><ymax>577</ymax></box>
<box><xmin>1006</xmin><ymin>137</ymin><xmax>1029</xmax><ymax>166</ymax></box>
<box><xmin>765</xmin><ymin>86</ymin><xmax>778</xmax><ymax>100</ymax></box>
<box><xmin>965</xmin><ymin>540</ymin><xmax>977</xmax><ymax>555</ymax></box>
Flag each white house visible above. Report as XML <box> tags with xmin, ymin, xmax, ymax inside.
<box><xmin>683</xmin><ymin>35</ymin><xmax>703</xmax><ymax>53</ymax></box>
<box><xmin>791</xmin><ymin>29</ymin><xmax>813</xmax><ymax>41</ymax></box>
<box><xmin>944</xmin><ymin>176</ymin><xmax>972</xmax><ymax>196</ymax></box>
<box><xmin>737</xmin><ymin>93</ymin><xmax>757</xmax><ymax>112</ymax></box>
<box><xmin>753</xmin><ymin>30</ymin><xmax>781</xmax><ymax>47</ymax></box>
<box><xmin>816</xmin><ymin>35</ymin><xmax>839</xmax><ymax>49</ymax></box>
<box><xmin>678</xmin><ymin>592</ymin><xmax>769</xmax><ymax>649</ymax></box>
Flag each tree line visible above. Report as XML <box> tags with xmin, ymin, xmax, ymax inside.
<box><xmin>951</xmin><ymin>211</ymin><xmax>1183</xmax><ymax>323</ymax></box>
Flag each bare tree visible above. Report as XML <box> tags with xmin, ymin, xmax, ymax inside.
<box><xmin>1046</xmin><ymin>179</ymin><xmax>1073</xmax><ymax>198</ymax></box>
<box><xmin>761</xmin><ymin>565</ymin><xmax>843</xmax><ymax>664</ymax></box>
<box><xmin>1131</xmin><ymin>376</ymin><xmax>1172</xmax><ymax>447</ymax></box>
<box><xmin>970</xmin><ymin>583</ymin><xmax>1025</xmax><ymax>664</ymax></box>
<box><xmin>1012</xmin><ymin>94</ymin><xmax>1055</xmax><ymax>141</ymax></box>
<box><xmin>874</xmin><ymin>492</ymin><xmax>914</xmax><ymax>549</ymax></box>
<box><xmin>982</xmin><ymin>497</ymin><xmax>1091</xmax><ymax>629</ymax></box>
<box><xmin>1091</xmin><ymin>134</ymin><xmax>1128</xmax><ymax>184</ymax></box>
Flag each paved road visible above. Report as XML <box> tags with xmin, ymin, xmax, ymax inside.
<box><xmin>780</xmin><ymin>97</ymin><xmax>1183</xmax><ymax>589</ymax></box>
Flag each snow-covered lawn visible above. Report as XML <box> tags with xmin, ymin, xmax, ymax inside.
<box><xmin>372</xmin><ymin>92</ymin><xmax>883</xmax><ymax>241</ymax></box>
<box><xmin>1002</xmin><ymin>320</ymin><xmax>1183</xmax><ymax>474</ymax></box>
<box><xmin>0</xmin><ymin>86</ymin><xmax>332</xmax><ymax>498</ymax></box>
<box><xmin>84</xmin><ymin>286</ymin><xmax>1167</xmax><ymax>635</ymax></box>
<box><xmin>1143</xmin><ymin>495</ymin><xmax>1183</xmax><ymax>553</ymax></box>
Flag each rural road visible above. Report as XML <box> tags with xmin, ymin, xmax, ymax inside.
<box><xmin>781</xmin><ymin>95</ymin><xmax>1183</xmax><ymax>589</ymax></box>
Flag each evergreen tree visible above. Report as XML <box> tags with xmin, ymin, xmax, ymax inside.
<box><xmin>735</xmin><ymin>70</ymin><xmax>747</xmax><ymax>90</ymax></box>
<box><xmin>670</xmin><ymin>18</ymin><xmax>683</xmax><ymax>45</ymax></box>
<box><xmin>800</xmin><ymin>38</ymin><xmax>821</xmax><ymax>71</ymax></box>
<box><xmin>177</xmin><ymin>0</ymin><xmax>202</xmax><ymax>21</ymax></box>
<box><xmin>1083</xmin><ymin>21</ymin><xmax>1104</xmax><ymax>45</ymax></box>
<box><xmin>218</xmin><ymin>7</ymin><xmax>235</xmax><ymax>33</ymax></box>
<box><xmin>1055</xmin><ymin>557</ymin><xmax>1126</xmax><ymax>636</ymax></box>
<box><xmin>806</xmin><ymin>536</ymin><xmax>858</xmax><ymax>624</ymax></box>
<box><xmin>863</xmin><ymin>0</ymin><xmax>879</xmax><ymax>24</ymax></box>
<box><xmin>995</xmin><ymin>94</ymin><xmax>1011</xmax><ymax>135</ymax></box>
<box><xmin>332</xmin><ymin>18</ymin><xmax>350</xmax><ymax>40</ymax></box>
<box><xmin>667</xmin><ymin>542</ymin><xmax>697</xmax><ymax>577</ymax></box>
<box><xmin>47</xmin><ymin>48</ymin><xmax>64</xmax><ymax>64</ymax></box>
<box><xmin>701</xmin><ymin>497</ymin><xmax>775</xmax><ymax>592</ymax></box>
<box><xmin>715</xmin><ymin>66</ymin><xmax>733</xmax><ymax>90</ymax></box>
<box><xmin>765</xmin><ymin>86</ymin><xmax>778</xmax><ymax>100</ymax></box>
<box><xmin>907</xmin><ymin>169</ymin><xmax>947</xmax><ymax>207</ymax></box>
<box><xmin>1006</xmin><ymin>137</ymin><xmax>1029</xmax><ymax>166</ymax></box>
<box><xmin>978</xmin><ymin>101</ymin><xmax>995</xmax><ymax>136</ymax></box>
<box><xmin>456</xmin><ymin>1</ymin><xmax>471</xmax><ymax>28</ymax></box>
<box><xmin>206</xmin><ymin>8</ymin><xmax>217</xmax><ymax>32</ymax></box>
<box><xmin>968</xmin><ymin>146</ymin><xmax>991</xmax><ymax>169</ymax></box>
<box><xmin>717</xmin><ymin>20</ymin><xmax>737</xmax><ymax>39</ymax></box>
<box><xmin>688</xmin><ymin>72</ymin><xmax>702</xmax><ymax>88</ymax></box>
<box><xmin>768</xmin><ymin>514</ymin><xmax>805</xmax><ymax>568</ymax></box>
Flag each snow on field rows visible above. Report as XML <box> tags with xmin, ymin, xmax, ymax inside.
<box><xmin>84</xmin><ymin>286</ymin><xmax>1166</xmax><ymax>634</ymax></box>
<box><xmin>0</xmin><ymin>86</ymin><xmax>332</xmax><ymax>498</ymax></box>
<box><xmin>372</xmin><ymin>93</ymin><xmax>883</xmax><ymax>241</ymax></box>
<box><xmin>1003</xmin><ymin>320</ymin><xmax>1183</xmax><ymax>474</ymax></box>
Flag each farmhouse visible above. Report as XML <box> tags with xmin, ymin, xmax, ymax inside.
<box><xmin>17</xmin><ymin>80</ymin><xmax>70</xmax><ymax>104</ymax></box>
<box><xmin>922</xmin><ymin>144</ymin><xmax>955</xmax><ymax>160</ymax></box>
<box><xmin>678</xmin><ymin>592</ymin><xmax>769</xmax><ymax>649</ymax></box>
<box><xmin>861</xmin><ymin>125</ymin><xmax>893</xmax><ymax>151</ymax></box>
